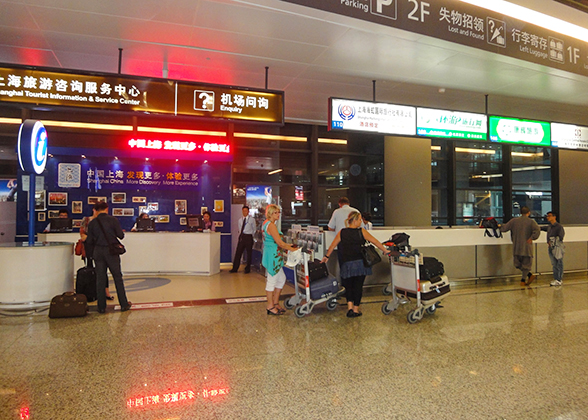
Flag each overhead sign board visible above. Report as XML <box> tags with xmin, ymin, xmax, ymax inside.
<box><xmin>416</xmin><ymin>107</ymin><xmax>487</xmax><ymax>140</ymax></box>
<box><xmin>329</xmin><ymin>98</ymin><xmax>416</xmax><ymax>135</ymax></box>
<box><xmin>551</xmin><ymin>122</ymin><xmax>588</xmax><ymax>150</ymax></box>
<box><xmin>281</xmin><ymin>0</ymin><xmax>588</xmax><ymax>79</ymax></box>
<box><xmin>0</xmin><ymin>66</ymin><xmax>284</xmax><ymax>124</ymax></box>
<box><xmin>489</xmin><ymin>116</ymin><xmax>551</xmax><ymax>146</ymax></box>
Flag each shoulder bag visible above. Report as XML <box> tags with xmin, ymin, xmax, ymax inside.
<box><xmin>96</xmin><ymin>217</ymin><xmax>126</xmax><ymax>255</ymax></box>
<box><xmin>360</xmin><ymin>229</ymin><xmax>382</xmax><ymax>267</ymax></box>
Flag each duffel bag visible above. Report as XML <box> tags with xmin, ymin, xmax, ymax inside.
<box><xmin>48</xmin><ymin>292</ymin><xmax>88</xmax><ymax>319</ymax></box>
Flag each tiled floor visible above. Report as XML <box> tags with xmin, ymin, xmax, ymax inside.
<box><xmin>1</xmin><ymin>269</ymin><xmax>588</xmax><ymax>419</ymax></box>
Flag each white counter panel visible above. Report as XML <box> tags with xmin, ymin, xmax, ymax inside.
<box><xmin>0</xmin><ymin>242</ymin><xmax>74</xmax><ymax>312</ymax></box>
<box><xmin>39</xmin><ymin>231</ymin><xmax>221</xmax><ymax>275</ymax></box>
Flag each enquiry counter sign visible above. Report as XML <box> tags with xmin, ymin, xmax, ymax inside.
<box><xmin>18</xmin><ymin>120</ymin><xmax>48</xmax><ymax>175</ymax></box>
<box><xmin>0</xmin><ymin>66</ymin><xmax>284</xmax><ymax>124</ymax></box>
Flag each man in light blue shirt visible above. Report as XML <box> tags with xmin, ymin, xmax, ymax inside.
<box><xmin>230</xmin><ymin>206</ymin><xmax>256</xmax><ymax>273</ymax></box>
<box><xmin>328</xmin><ymin>197</ymin><xmax>362</xmax><ymax>233</ymax></box>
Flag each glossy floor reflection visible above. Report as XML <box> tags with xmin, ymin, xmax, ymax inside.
<box><xmin>2</xmin><ymin>272</ymin><xmax>588</xmax><ymax>419</ymax></box>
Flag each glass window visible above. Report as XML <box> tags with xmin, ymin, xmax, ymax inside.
<box><xmin>456</xmin><ymin>190</ymin><xmax>503</xmax><ymax>225</ymax></box>
<box><xmin>432</xmin><ymin>140</ymin><xmax>448</xmax><ymax>225</ymax></box>
<box><xmin>511</xmin><ymin>146</ymin><xmax>551</xmax><ymax>222</ymax></box>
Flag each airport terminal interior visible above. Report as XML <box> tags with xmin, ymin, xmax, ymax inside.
<box><xmin>2</xmin><ymin>269</ymin><xmax>588</xmax><ymax>419</ymax></box>
<box><xmin>3</xmin><ymin>0</ymin><xmax>588</xmax><ymax>419</ymax></box>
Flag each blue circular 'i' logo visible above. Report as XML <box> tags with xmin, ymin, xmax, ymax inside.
<box><xmin>18</xmin><ymin>120</ymin><xmax>48</xmax><ymax>175</ymax></box>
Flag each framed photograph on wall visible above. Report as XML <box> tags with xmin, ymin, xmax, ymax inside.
<box><xmin>112</xmin><ymin>192</ymin><xmax>126</xmax><ymax>204</ymax></box>
<box><xmin>214</xmin><ymin>200</ymin><xmax>224</xmax><ymax>213</ymax></box>
<box><xmin>72</xmin><ymin>219</ymin><xmax>82</xmax><ymax>228</ymax></box>
<box><xmin>123</xmin><ymin>208</ymin><xmax>134</xmax><ymax>217</ymax></box>
<box><xmin>88</xmin><ymin>196</ymin><xmax>107</xmax><ymax>205</ymax></box>
<box><xmin>38</xmin><ymin>212</ymin><xmax>46</xmax><ymax>222</ymax></box>
<box><xmin>132</xmin><ymin>197</ymin><xmax>146</xmax><ymax>203</ymax></box>
<box><xmin>112</xmin><ymin>208</ymin><xmax>124</xmax><ymax>216</ymax></box>
<box><xmin>175</xmin><ymin>200</ymin><xmax>187</xmax><ymax>215</ymax></box>
<box><xmin>48</xmin><ymin>210</ymin><xmax>60</xmax><ymax>219</ymax></box>
<box><xmin>48</xmin><ymin>192</ymin><xmax>68</xmax><ymax>206</ymax></box>
<box><xmin>200</xmin><ymin>207</ymin><xmax>208</xmax><ymax>214</ymax></box>
<box><xmin>156</xmin><ymin>215</ymin><xmax>170</xmax><ymax>223</ymax></box>
<box><xmin>213</xmin><ymin>221</ymin><xmax>224</xmax><ymax>228</ymax></box>
<box><xmin>179</xmin><ymin>217</ymin><xmax>187</xmax><ymax>225</ymax></box>
<box><xmin>35</xmin><ymin>190</ymin><xmax>46</xmax><ymax>211</ymax></box>
<box><xmin>72</xmin><ymin>201</ymin><xmax>83</xmax><ymax>214</ymax></box>
<box><xmin>138</xmin><ymin>206</ymin><xmax>147</xmax><ymax>215</ymax></box>
<box><xmin>148</xmin><ymin>202</ymin><xmax>159</xmax><ymax>212</ymax></box>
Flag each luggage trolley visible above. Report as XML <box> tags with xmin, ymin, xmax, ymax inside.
<box><xmin>283</xmin><ymin>250</ymin><xmax>344</xmax><ymax>318</ymax></box>
<box><xmin>381</xmin><ymin>248</ymin><xmax>450</xmax><ymax>324</ymax></box>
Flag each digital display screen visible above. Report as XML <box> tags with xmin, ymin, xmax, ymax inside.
<box><xmin>551</xmin><ymin>122</ymin><xmax>588</xmax><ymax>150</ymax></box>
<box><xmin>417</xmin><ymin>107</ymin><xmax>487</xmax><ymax>140</ymax></box>
<box><xmin>489</xmin><ymin>116</ymin><xmax>551</xmax><ymax>146</ymax></box>
<box><xmin>329</xmin><ymin>98</ymin><xmax>416</xmax><ymax>135</ymax></box>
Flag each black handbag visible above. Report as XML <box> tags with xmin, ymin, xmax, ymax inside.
<box><xmin>360</xmin><ymin>230</ymin><xmax>382</xmax><ymax>267</ymax></box>
<box><xmin>96</xmin><ymin>217</ymin><xmax>126</xmax><ymax>255</ymax></box>
<box><xmin>307</xmin><ymin>259</ymin><xmax>329</xmax><ymax>283</ymax></box>
<box><xmin>48</xmin><ymin>292</ymin><xmax>88</xmax><ymax>318</ymax></box>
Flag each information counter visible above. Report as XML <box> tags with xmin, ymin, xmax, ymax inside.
<box><xmin>324</xmin><ymin>226</ymin><xmax>588</xmax><ymax>284</ymax></box>
<box><xmin>39</xmin><ymin>231</ymin><xmax>221</xmax><ymax>275</ymax></box>
<box><xmin>0</xmin><ymin>242</ymin><xmax>74</xmax><ymax>314</ymax></box>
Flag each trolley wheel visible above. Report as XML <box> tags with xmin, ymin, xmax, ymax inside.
<box><xmin>284</xmin><ymin>297</ymin><xmax>296</xmax><ymax>310</ymax></box>
<box><xmin>295</xmin><ymin>306</ymin><xmax>306</xmax><ymax>318</ymax></box>
<box><xmin>382</xmin><ymin>284</ymin><xmax>392</xmax><ymax>296</ymax></box>
<box><xmin>407</xmin><ymin>310</ymin><xmax>420</xmax><ymax>324</ymax></box>
<box><xmin>326</xmin><ymin>299</ymin><xmax>338</xmax><ymax>311</ymax></box>
<box><xmin>425</xmin><ymin>304</ymin><xmax>436</xmax><ymax>315</ymax></box>
<box><xmin>381</xmin><ymin>302</ymin><xmax>392</xmax><ymax>315</ymax></box>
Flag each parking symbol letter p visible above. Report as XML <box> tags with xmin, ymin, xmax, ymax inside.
<box><xmin>372</xmin><ymin>0</ymin><xmax>396</xmax><ymax>20</ymax></box>
<box><xmin>377</xmin><ymin>0</ymin><xmax>393</xmax><ymax>13</ymax></box>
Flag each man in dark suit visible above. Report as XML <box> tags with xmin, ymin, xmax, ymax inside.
<box><xmin>230</xmin><ymin>206</ymin><xmax>256</xmax><ymax>273</ymax></box>
<box><xmin>86</xmin><ymin>202</ymin><xmax>131</xmax><ymax>313</ymax></box>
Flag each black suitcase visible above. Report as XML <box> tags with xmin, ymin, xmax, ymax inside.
<box><xmin>76</xmin><ymin>266</ymin><xmax>97</xmax><ymax>302</ymax></box>
<box><xmin>309</xmin><ymin>275</ymin><xmax>339</xmax><ymax>300</ymax></box>
<box><xmin>421</xmin><ymin>257</ymin><xmax>444</xmax><ymax>280</ymax></box>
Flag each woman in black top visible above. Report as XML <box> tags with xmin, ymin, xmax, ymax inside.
<box><xmin>322</xmin><ymin>211</ymin><xmax>389</xmax><ymax>317</ymax></box>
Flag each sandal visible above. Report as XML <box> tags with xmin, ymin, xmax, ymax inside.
<box><xmin>266</xmin><ymin>307</ymin><xmax>281</xmax><ymax>315</ymax></box>
<box><xmin>274</xmin><ymin>305</ymin><xmax>286</xmax><ymax>314</ymax></box>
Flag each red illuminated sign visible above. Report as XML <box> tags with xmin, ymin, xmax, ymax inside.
<box><xmin>128</xmin><ymin>138</ymin><xmax>231</xmax><ymax>153</ymax></box>
<box><xmin>20</xmin><ymin>407</ymin><xmax>29</xmax><ymax>420</ymax></box>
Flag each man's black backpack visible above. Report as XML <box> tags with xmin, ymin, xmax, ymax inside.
<box><xmin>479</xmin><ymin>217</ymin><xmax>502</xmax><ymax>238</ymax></box>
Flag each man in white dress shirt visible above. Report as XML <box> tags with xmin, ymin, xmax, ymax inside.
<box><xmin>230</xmin><ymin>206</ymin><xmax>256</xmax><ymax>274</ymax></box>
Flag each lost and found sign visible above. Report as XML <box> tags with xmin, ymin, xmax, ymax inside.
<box><xmin>0</xmin><ymin>65</ymin><xmax>284</xmax><ymax>123</ymax></box>
<box><xmin>281</xmin><ymin>0</ymin><xmax>588</xmax><ymax>78</ymax></box>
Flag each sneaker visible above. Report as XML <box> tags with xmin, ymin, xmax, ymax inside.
<box><xmin>526</xmin><ymin>273</ymin><xmax>536</xmax><ymax>286</ymax></box>
<box><xmin>550</xmin><ymin>280</ymin><xmax>562</xmax><ymax>287</ymax></box>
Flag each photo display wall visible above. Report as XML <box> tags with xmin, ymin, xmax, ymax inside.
<box><xmin>16</xmin><ymin>154</ymin><xmax>231</xmax><ymax>234</ymax></box>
